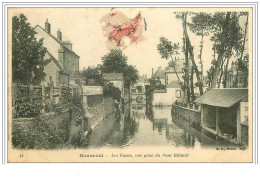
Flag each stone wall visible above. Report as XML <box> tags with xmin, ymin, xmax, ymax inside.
<box><xmin>85</xmin><ymin>96</ymin><xmax>115</xmax><ymax>129</ymax></box>
<box><xmin>13</xmin><ymin>109</ymin><xmax>71</xmax><ymax>131</ymax></box>
<box><xmin>171</xmin><ymin>104</ymin><xmax>201</xmax><ymax>131</ymax></box>
<box><xmin>104</xmin><ymin>97</ymin><xmax>115</xmax><ymax>116</ymax></box>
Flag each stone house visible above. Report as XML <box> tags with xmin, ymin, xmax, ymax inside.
<box><xmin>152</xmin><ymin>58</ymin><xmax>204</xmax><ymax>106</ymax></box>
<box><xmin>152</xmin><ymin>59</ymin><xmax>186</xmax><ymax>106</ymax></box>
<box><xmin>34</xmin><ymin>19</ymin><xmax>82</xmax><ymax>87</ymax></box>
<box><xmin>152</xmin><ymin>67</ymin><xmax>166</xmax><ymax>85</ymax></box>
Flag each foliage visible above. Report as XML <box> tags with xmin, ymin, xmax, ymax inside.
<box><xmin>237</xmin><ymin>54</ymin><xmax>249</xmax><ymax>74</ymax></box>
<box><xmin>52</xmin><ymin>87</ymin><xmax>85</xmax><ymax>126</ymax></box>
<box><xmin>103</xmin><ymin>82</ymin><xmax>121</xmax><ymax>101</ymax></box>
<box><xmin>13</xmin><ymin>86</ymin><xmax>43</xmax><ymax>118</ymax></box>
<box><xmin>12</xmin><ymin>14</ymin><xmax>51</xmax><ymax>85</ymax></box>
<box><xmin>180</xmin><ymin>11</ymin><xmax>248</xmax><ymax>89</ymax></box>
<box><xmin>188</xmin><ymin>13</ymin><xmax>212</xmax><ymax>36</ymax></box>
<box><xmin>146</xmin><ymin>77</ymin><xmax>166</xmax><ymax>104</ymax></box>
<box><xmin>205</xmin><ymin>60</ymin><xmax>218</xmax><ymax>88</ymax></box>
<box><xmin>210</xmin><ymin>12</ymin><xmax>243</xmax><ymax>56</ymax></box>
<box><xmin>80</xmin><ymin>66</ymin><xmax>105</xmax><ymax>86</ymax></box>
<box><xmin>157</xmin><ymin>37</ymin><xmax>179</xmax><ymax>60</ymax></box>
<box><xmin>80</xmin><ymin>66</ymin><xmax>122</xmax><ymax>100</ymax></box>
<box><xmin>157</xmin><ymin>36</ymin><xmax>180</xmax><ymax>83</ymax></box>
<box><xmin>12</xmin><ymin>114</ymin><xmax>71</xmax><ymax>149</ymax></box>
<box><xmin>100</xmin><ymin>49</ymin><xmax>139</xmax><ymax>88</ymax></box>
<box><xmin>198</xmin><ymin>12</ymin><xmax>245</xmax><ymax>88</ymax></box>
<box><xmin>12</xmin><ymin>86</ymin><xmax>86</xmax><ymax>149</ymax></box>
<box><xmin>233</xmin><ymin>53</ymin><xmax>249</xmax><ymax>88</ymax></box>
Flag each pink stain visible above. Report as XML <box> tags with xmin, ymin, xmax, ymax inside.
<box><xmin>107</xmin><ymin>13</ymin><xmax>141</xmax><ymax>46</ymax></box>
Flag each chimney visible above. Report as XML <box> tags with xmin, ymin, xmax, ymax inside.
<box><xmin>45</xmin><ymin>19</ymin><xmax>51</xmax><ymax>34</ymax></box>
<box><xmin>152</xmin><ymin>68</ymin><xmax>154</xmax><ymax>76</ymax></box>
<box><xmin>57</xmin><ymin>28</ymin><xmax>62</xmax><ymax>41</ymax></box>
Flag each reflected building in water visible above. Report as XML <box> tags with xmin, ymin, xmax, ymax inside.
<box><xmin>85</xmin><ymin>103</ymin><xmax>237</xmax><ymax>149</ymax></box>
<box><xmin>151</xmin><ymin>106</ymin><xmax>196</xmax><ymax>148</ymax></box>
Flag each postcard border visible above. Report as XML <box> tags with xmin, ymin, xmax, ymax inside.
<box><xmin>1</xmin><ymin>1</ymin><xmax>259</xmax><ymax>164</ymax></box>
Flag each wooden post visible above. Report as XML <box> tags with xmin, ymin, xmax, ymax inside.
<box><xmin>216</xmin><ymin>107</ymin><xmax>219</xmax><ymax>134</ymax></box>
<box><xmin>50</xmin><ymin>84</ymin><xmax>54</xmax><ymax>102</ymax></box>
<box><xmin>42</xmin><ymin>84</ymin><xmax>45</xmax><ymax>113</ymax></box>
<box><xmin>237</xmin><ymin>104</ymin><xmax>242</xmax><ymax>144</ymax></box>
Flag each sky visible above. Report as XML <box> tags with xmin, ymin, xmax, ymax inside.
<box><xmin>9</xmin><ymin>8</ymin><xmax>250</xmax><ymax>77</ymax></box>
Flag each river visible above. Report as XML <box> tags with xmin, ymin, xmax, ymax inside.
<box><xmin>85</xmin><ymin>103</ymin><xmax>236</xmax><ymax>149</ymax></box>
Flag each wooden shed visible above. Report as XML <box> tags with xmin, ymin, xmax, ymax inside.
<box><xmin>194</xmin><ymin>89</ymin><xmax>248</xmax><ymax>145</ymax></box>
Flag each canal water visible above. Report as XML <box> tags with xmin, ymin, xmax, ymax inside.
<box><xmin>85</xmin><ymin>103</ymin><xmax>235</xmax><ymax>149</ymax></box>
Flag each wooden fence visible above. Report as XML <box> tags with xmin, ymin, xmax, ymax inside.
<box><xmin>12</xmin><ymin>83</ymin><xmax>79</xmax><ymax>115</ymax></box>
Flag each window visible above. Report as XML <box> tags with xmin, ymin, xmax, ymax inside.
<box><xmin>166</xmin><ymin>75</ymin><xmax>169</xmax><ymax>85</ymax></box>
<box><xmin>131</xmin><ymin>89</ymin><xmax>136</xmax><ymax>93</ymax></box>
<box><xmin>175</xmin><ymin>89</ymin><xmax>181</xmax><ymax>98</ymax></box>
<box><xmin>137</xmin><ymin>86</ymin><xmax>142</xmax><ymax>93</ymax></box>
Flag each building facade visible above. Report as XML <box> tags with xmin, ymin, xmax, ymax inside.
<box><xmin>34</xmin><ymin>19</ymin><xmax>81</xmax><ymax>87</ymax></box>
<box><xmin>130</xmin><ymin>75</ymin><xmax>149</xmax><ymax>105</ymax></box>
<box><xmin>152</xmin><ymin>59</ymin><xmax>186</xmax><ymax>106</ymax></box>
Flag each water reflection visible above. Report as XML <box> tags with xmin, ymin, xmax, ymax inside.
<box><xmin>85</xmin><ymin>103</ymin><xmax>235</xmax><ymax>149</ymax></box>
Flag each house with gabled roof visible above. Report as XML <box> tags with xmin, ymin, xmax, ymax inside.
<box><xmin>152</xmin><ymin>67</ymin><xmax>166</xmax><ymax>85</ymax></box>
<box><xmin>151</xmin><ymin>58</ymin><xmax>204</xmax><ymax>106</ymax></box>
<box><xmin>34</xmin><ymin>19</ymin><xmax>83</xmax><ymax>87</ymax></box>
<box><xmin>151</xmin><ymin>59</ymin><xmax>186</xmax><ymax>106</ymax></box>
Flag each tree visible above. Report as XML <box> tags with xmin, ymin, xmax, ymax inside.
<box><xmin>146</xmin><ymin>77</ymin><xmax>166</xmax><ymax>105</ymax></box>
<box><xmin>80</xmin><ymin>66</ymin><xmax>122</xmax><ymax>100</ymax></box>
<box><xmin>185</xmin><ymin>12</ymin><xmax>245</xmax><ymax>89</ymax></box>
<box><xmin>100</xmin><ymin>49</ymin><xmax>139</xmax><ymax>88</ymax></box>
<box><xmin>188</xmin><ymin>13</ymin><xmax>212</xmax><ymax>79</ymax></box>
<box><xmin>233</xmin><ymin>12</ymin><xmax>249</xmax><ymax>88</ymax></box>
<box><xmin>207</xmin><ymin>12</ymin><xmax>244</xmax><ymax>88</ymax></box>
<box><xmin>80</xmin><ymin>66</ymin><xmax>105</xmax><ymax>86</ymax></box>
<box><xmin>180</xmin><ymin>13</ymin><xmax>204</xmax><ymax>96</ymax></box>
<box><xmin>103</xmin><ymin>82</ymin><xmax>121</xmax><ymax>101</ymax></box>
<box><xmin>12</xmin><ymin>14</ymin><xmax>50</xmax><ymax>85</ymax></box>
<box><xmin>157</xmin><ymin>37</ymin><xmax>180</xmax><ymax>81</ymax></box>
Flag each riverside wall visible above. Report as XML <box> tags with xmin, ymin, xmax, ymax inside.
<box><xmin>171</xmin><ymin>104</ymin><xmax>201</xmax><ymax>131</ymax></box>
<box><xmin>85</xmin><ymin>95</ymin><xmax>115</xmax><ymax>130</ymax></box>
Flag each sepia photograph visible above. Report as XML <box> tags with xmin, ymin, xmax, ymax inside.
<box><xmin>6</xmin><ymin>5</ymin><xmax>254</xmax><ymax>162</ymax></box>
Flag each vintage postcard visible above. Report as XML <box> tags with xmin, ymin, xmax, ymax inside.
<box><xmin>7</xmin><ymin>6</ymin><xmax>254</xmax><ymax>162</ymax></box>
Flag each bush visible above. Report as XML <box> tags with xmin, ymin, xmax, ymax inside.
<box><xmin>103</xmin><ymin>82</ymin><xmax>121</xmax><ymax>101</ymax></box>
<box><xmin>12</xmin><ymin>86</ymin><xmax>86</xmax><ymax>149</ymax></box>
<box><xmin>13</xmin><ymin>87</ymin><xmax>43</xmax><ymax>118</ymax></box>
<box><xmin>12</xmin><ymin>116</ymin><xmax>71</xmax><ymax>149</ymax></box>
